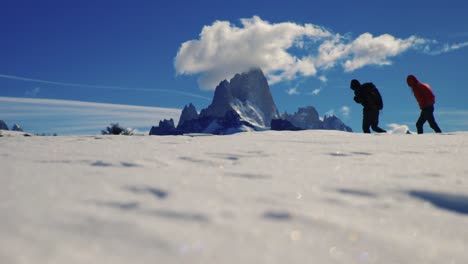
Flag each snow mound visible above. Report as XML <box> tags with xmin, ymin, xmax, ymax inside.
<box><xmin>387</xmin><ymin>123</ymin><xmax>411</xmax><ymax>134</ymax></box>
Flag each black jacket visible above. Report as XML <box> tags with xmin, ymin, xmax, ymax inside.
<box><xmin>353</xmin><ymin>83</ymin><xmax>383</xmax><ymax>111</ymax></box>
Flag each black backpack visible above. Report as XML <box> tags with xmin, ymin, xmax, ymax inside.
<box><xmin>361</xmin><ymin>83</ymin><xmax>383</xmax><ymax>110</ymax></box>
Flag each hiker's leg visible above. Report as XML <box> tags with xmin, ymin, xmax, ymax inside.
<box><xmin>426</xmin><ymin>105</ymin><xmax>442</xmax><ymax>133</ymax></box>
<box><xmin>416</xmin><ymin>109</ymin><xmax>427</xmax><ymax>134</ymax></box>
<box><xmin>370</xmin><ymin>110</ymin><xmax>386</xmax><ymax>133</ymax></box>
<box><xmin>362</xmin><ymin>110</ymin><xmax>371</xmax><ymax>133</ymax></box>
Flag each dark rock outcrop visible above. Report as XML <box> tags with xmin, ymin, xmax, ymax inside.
<box><xmin>0</xmin><ymin>120</ymin><xmax>9</xmax><ymax>130</ymax></box>
<box><xmin>177</xmin><ymin>103</ymin><xmax>199</xmax><ymax>128</ymax></box>
<box><xmin>199</xmin><ymin>80</ymin><xmax>233</xmax><ymax>119</ymax></box>
<box><xmin>322</xmin><ymin>115</ymin><xmax>353</xmax><ymax>132</ymax></box>
<box><xmin>281</xmin><ymin>106</ymin><xmax>353</xmax><ymax>132</ymax></box>
<box><xmin>149</xmin><ymin>119</ymin><xmax>182</xmax><ymax>136</ymax></box>
<box><xmin>282</xmin><ymin>106</ymin><xmax>322</xmax><ymax>129</ymax></box>
<box><xmin>203</xmin><ymin>110</ymin><xmax>255</xmax><ymax>135</ymax></box>
<box><xmin>11</xmin><ymin>124</ymin><xmax>24</xmax><ymax>132</ymax></box>
<box><xmin>270</xmin><ymin>119</ymin><xmax>301</xmax><ymax>131</ymax></box>
<box><xmin>176</xmin><ymin>115</ymin><xmax>214</xmax><ymax>134</ymax></box>
<box><xmin>151</xmin><ymin>111</ymin><xmax>255</xmax><ymax>136</ymax></box>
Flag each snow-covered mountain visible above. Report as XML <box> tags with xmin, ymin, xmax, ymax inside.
<box><xmin>150</xmin><ymin>68</ymin><xmax>280</xmax><ymax>135</ymax></box>
<box><xmin>200</xmin><ymin>68</ymin><xmax>280</xmax><ymax>128</ymax></box>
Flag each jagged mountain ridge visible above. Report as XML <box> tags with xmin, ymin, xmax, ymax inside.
<box><xmin>282</xmin><ymin>106</ymin><xmax>322</xmax><ymax>129</ymax></box>
<box><xmin>281</xmin><ymin>106</ymin><xmax>353</xmax><ymax>132</ymax></box>
<box><xmin>150</xmin><ymin>68</ymin><xmax>352</xmax><ymax>135</ymax></box>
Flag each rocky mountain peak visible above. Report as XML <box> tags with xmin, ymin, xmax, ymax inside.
<box><xmin>283</xmin><ymin>106</ymin><xmax>321</xmax><ymax>129</ymax></box>
<box><xmin>201</xmin><ymin>68</ymin><xmax>279</xmax><ymax>127</ymax></box>
<box><xmin>177</xmin><ymin>103</ymin><xmax>199</xmax><ymax>128</ymax></box>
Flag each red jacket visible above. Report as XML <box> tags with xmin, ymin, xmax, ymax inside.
<box><xmin>407</xmin><ymin>75</ymin><xmax>435</xmax><ymax>109</ymax></box>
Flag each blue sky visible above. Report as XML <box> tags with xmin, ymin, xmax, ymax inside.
<box><xmin>1</xmin><ymin>0</ymin><xmax>467</xmax><ymax>134</ymax></box>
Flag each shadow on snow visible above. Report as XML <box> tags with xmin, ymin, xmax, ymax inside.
<box><xmin>409</xmin><ymin>190</ymin><xmax>468</xmax><ymax>215</ymax></box>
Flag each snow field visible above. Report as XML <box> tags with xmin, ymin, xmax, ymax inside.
<box><xmin>1</xmin><ymin>130</ymin><xmax>467</xmax><ymax>263</ymax></box>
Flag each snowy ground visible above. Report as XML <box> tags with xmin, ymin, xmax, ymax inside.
<box><xmin>1</xmin><ymin>130</ymin><xmax>467</xmax><ymax>264</ymax></box>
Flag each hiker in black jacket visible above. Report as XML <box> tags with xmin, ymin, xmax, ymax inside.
<box><xmin>350</xmin><ymin>79</ymin><xmax>387</xmax><ymax>133</ymax></box>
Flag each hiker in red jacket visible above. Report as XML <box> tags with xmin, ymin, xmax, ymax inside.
<box><xmin>406</xmin><ymin>75</ymin><xmax>442</xmax><ymax>134</ymax></box>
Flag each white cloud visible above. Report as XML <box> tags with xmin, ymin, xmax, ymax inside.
<box><xmin>0</xmin><ymin>74</ymin><xmax>211</xmax><ymax>101</ymax></box>
<box><xmin>175</xmin><ymin>16</ymin><xmax>331</xmax><ymax>89</ymax></box>
<box><xmin>318</xmin><ymin>75</ymin><xmax>328</xmax><ymax>83</ymax></box>
<box><xmin>325</xmin><ymin>107</ymin><xmax>350</xmax><ymax>119</ymax></box>
<box><xmin>287</xmin><ymin>88</ymin><xmax>299</xmax><ymax>95</ymax></box>
<box><xmin>175</xmin><ymin>16</ymin><xmax>441</xmax><ymax>89</ymax></box>
<box><xmin>314</xmin><ymin>34</ymin><xmax>348</xmax><ymax>69</ymax></box>
<box><xmin>425</xmin><ymin>41</ymin><xmax>468</xmax><ymax>55</ymax></box>
<box><xmin>325</xmin><ymin>109</ymin><xmax>335</xmax><ymax>117</ymax></box>
<box><xmin>340</xmin><ymin>106</ymin><xmax>350</xmax><ymax>118</ymax></box>
<box><xmin>386</xmin><ymin>123</ymin><xmax>410</xmax><ymax>134</ymax></box>
<box><xmin>0</xmin><ymin>97</ymin><xmax>181</xmax><ymax>135</ymax></box>
<box><xmin>311</xmin><ymin>88</ymin><xmax>321</xmax><ymax>95</ymax></box>
<box><xmin>341</xmin><ymin>34</ymin><xmax>428</xmax><ymax>72</ymax></box>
